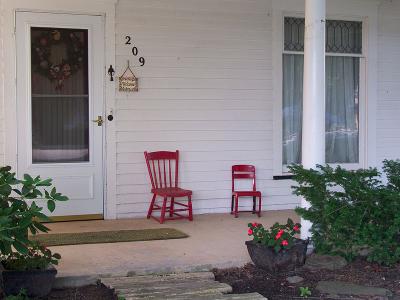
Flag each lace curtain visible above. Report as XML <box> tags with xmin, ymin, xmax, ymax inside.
<box><xmin>282</xmin><ymin>18</ymin><xmax>361</xmax><ymax>165</ymax></box>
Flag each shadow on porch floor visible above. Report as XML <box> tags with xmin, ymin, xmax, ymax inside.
<box><xmin>47</xmin><ymin>210</ymin><xmax>298</xmax><ymax>277</ymax></box>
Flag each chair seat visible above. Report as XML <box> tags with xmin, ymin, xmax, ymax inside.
<box><xmin>152</xmin><ymin>187</ymin><xmax>193</xmax><ymax>197</ymax></box>
<box><xmin>233</xmin><ymin>191</ymin><xmax>261</xmax><ymax>197</ymax></box>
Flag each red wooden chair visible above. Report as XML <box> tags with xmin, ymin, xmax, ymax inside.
<box><xmin>231</xmin><ymin>165</ymin><xmax>262</xmax><ymax>218</ymax></box>
<box><xmin>144</xmin><ymin>150</ymin><xmax>193</xmax><ymax>224</ymax></box>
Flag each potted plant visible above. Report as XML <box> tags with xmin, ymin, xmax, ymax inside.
<box><xmin>0</xmin><ymin>166</ymin><xmax>68</xmax><ymax>297</ymax></box>
<box><xmin>245</xmin><ymin>218</ymin><xmax>308</xmax><ymax>272</ymax></box>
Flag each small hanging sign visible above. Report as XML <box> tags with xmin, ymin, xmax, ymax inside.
<box><xmin>119</xmin><ymin>60</ymin><xmax>138</xmax><ymax>92</ymax></box>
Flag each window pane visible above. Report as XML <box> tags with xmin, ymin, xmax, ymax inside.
<box><xmin>326</xmin><ymin>57</ymin><xmax>360</xmax><ymax>163</ymax></box>
<box><xmin>284</xmin><ymin>17</ymin><xmax>362</xmax><ymax>54</ymax></box>
<box><xmin>31</xmin><ymin>27</ymin><xmax>89</xmax><ymax>163</ymax></box>
<box><xmin>284</xmin><ymin>17</ymin><xmax>305</xmax><ymax>52</ymax></box>
<box><xmin>282</xmin><ymin>54</ymin><xmax>303</xmax><ymax>165</ymax></box>
<box><xmin>326</xmin><ymin>20</ymin><xmax>362</xmax><ymax>54</ymax></box>
<box><xmin>282</xmin><ymin>56</ymin><xmax>360</xmax><ymax>164</ymax></box>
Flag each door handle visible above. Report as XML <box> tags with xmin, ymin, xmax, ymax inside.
<box><xmin>92</xmin><ymin>116</ymin><xmax>104</xmax><ymax>126</ymax></box>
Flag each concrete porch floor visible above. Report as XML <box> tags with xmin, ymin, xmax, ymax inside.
<box><xmin>47</xmin><ymin>210</ymin><xmax>298</xmax><ymax>277</ymax></box>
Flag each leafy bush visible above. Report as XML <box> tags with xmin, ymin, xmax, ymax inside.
<box><xmin>290</xmin><ymin>160</ymin><xmax>400</xmax><ymax>265</ymax></box>
<box><xmin>2</xmin><ymin>242</ymin><xmax>61</xmax><ymax>271</ymax></box>
<box><xmin>4</xmin><ymin>289</ymin><xmax>29</xmax><ymax>300</ymax></box>
<box><xmin>0</xmin><ymin>166</ymin><xmax>68</xmax><ymax>270</ymax></box>
<box><xmin>247</xmin><ymin>219</ymin><xmax>301</xmax><ymax>252</ymax></box>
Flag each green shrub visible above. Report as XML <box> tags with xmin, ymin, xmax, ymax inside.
<box><xmin>4</xmin><ymin>289</ymin><xmax>29</xmax><ymax>300</ymax></box>
<box><xmin>0</xmin><ymin>166</ymin><xmax>68</xmax><ymax>270</ymax></box>
<box><xmin>2</xmin><ymin>242</ymin><xmax>61</xmax><ymax>271</ymax></box>
<box><xmin>290</xmin><ymin>160</ymin><xmax>400</xmax><ymax>266</ymax></box>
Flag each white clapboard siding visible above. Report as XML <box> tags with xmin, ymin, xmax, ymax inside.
<box><xmin>116</xmin><ymin>180</ymin><xmax>292</xmax><ymax>195</ymax></box>
<box><xmin>0</xmin><ymin>0</ymin><xmax>4</xmax><ymax>166</ymax></box>
<box><xmin>114</xmin><ymin>0</ymin><xmax>301</xmax><ymax>218</ymax></box>
<box><xmin>118</xmin><ymin>150</ymin><xmax>274</xmax><ymax>164</ymax></box>
<box><xmin>377</xmin><ymin>1</ymin><xmax>400</xmax><ymax>163</ymax></box>
<box><xmin>1</xmin><ymin>0</ymin><xmax>399</xmax><ymax>219</ymax></box>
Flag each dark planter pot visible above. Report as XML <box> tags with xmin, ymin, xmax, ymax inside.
<box><xmin>246</xmin><ymin>239</ymin><xmax>309</xmax><ymax>272</ymax></box>
<box><xmin>0</xmin><ymin>264</ymin><xmax>57</xmax><ymax>297</ymax></box>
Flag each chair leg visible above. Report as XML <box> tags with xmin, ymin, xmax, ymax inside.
<box><xmin>160</xmin><ymin>197</ymin><xmax>168</xmax><ymax>224</ymax></box>
<box><xmin>252</xmin><ymin>196</ymin><xmax>256</xmax><ymax>214</ymax></box>
<box><xmin>258</xmin><ymin>195</ymin><xmax>262</xmax><ymax>217</ymax></box>
<box><xmin>147</xmin><ymin>194</ymin><xmax>157</xmax><ymax>219</ymax></box>
<box><xmin>188</xmin><ymin>195</ymin><xmax>193</xmax><ymax>221</ymax></box>
<box><xmin>234</xmin><ymin>195</ymin><xmax>239</xmax><ymax>218</ymax></box>
<box><xmin>231</xmin><ymin>195</ymin><xmax>234</xmax><ymax>214</ymax></box>
<box><xmin>169</xmin><ymin>197</ymin><xmax>175</xmax><ymax>217</ymax></box>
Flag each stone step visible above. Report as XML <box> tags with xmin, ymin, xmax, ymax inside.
<box><xmin>101</xmin><ymin>272</ymin><xmax>215</xmax><ymax>286</ymax></box>
<box><xmin>115</xmin><ymin>280</ymin><xmax>232</xmax><ymax>297</ymax></box>
<box><xmin>101</xmin><ymin>272</ymin><xmax>267</xmax><ymax>300</ymax></box>
<box><xmin>219</xmin><ymin>293</ymin><xmax>266</xmax><ymax>300</ymax></box>
<box><xmin>124</xmin><ymin>292</ymin><xmax>266</xmax><ymax>300</ymax></box>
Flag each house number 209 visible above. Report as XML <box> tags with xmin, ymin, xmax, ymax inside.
<box><xmin>125</xmin><ymin>36</ymin><xmax>146</xmax><ymax>66</ymax></box>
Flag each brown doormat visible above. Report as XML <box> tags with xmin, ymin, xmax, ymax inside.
<box><xmin>30</xmin><ymin>228</ymin><xmax>189</xmax><ymax>246</ymax></box>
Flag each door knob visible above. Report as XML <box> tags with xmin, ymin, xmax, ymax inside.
<box><xmin>92</xmin><ymin>116</ymin><xmax>104</xmax><ymax>126</ymax></box>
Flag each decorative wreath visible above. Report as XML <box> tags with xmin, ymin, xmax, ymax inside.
<box><xmin>31</xmin><ymin>29</ymin><xmax>85</xmax><ymax>90</ymax></box>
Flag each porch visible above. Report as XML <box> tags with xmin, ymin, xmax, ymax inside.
<box><xmin>46</xmin><ymin>210</ymin><xmax>297</xmax><ymax>277</ymax></box>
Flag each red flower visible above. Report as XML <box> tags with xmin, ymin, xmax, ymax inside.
<box><xmin>275</xmin><ymin>229</ymin><xmax>284</xmax><ymax>240</ymax></box>
<box><xmin>252</xmin><ymin>222</ymin><xmax>258</xmax><ymax>227</ymax></box>
<box><xmin>248</xmin><ymin>229</ymin><xmax>253</xmax><ymax>235</ymax></box>
<box><xmin>281</xmin><ymin>240</ymin><xmax>289</xmax><ymax>246</ymax></box>
<box><xmin>293</xmin><ymin>225</ymin><xmax>300</xmax><ymax>232</ymax></box>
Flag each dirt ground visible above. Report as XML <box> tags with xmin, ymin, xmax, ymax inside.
<box><xmin>214</xmin><ymin>259</ymin><xmax>400</xmax><ymax>300</ymax></box>
<box><xmin>45</xmin><ymin>284</ymin><xmax>118</xmax><ymax>300</ymax></box>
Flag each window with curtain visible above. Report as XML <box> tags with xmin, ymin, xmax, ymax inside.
<box><xmin>282</xmin><ymin>17</ymin><xmax>362</xmax><ymax>165</ymax></box>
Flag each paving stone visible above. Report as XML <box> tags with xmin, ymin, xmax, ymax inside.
<box><xmin>101</xmin><ymin>272</ymin><xmax>267</xmax><ymax>300</ymax></box>
<box><xmin>305</xmin><ymin>254</ymin><xmax>347</xmax><ymax>270</ymax></box>
<box><xmin>116</xmin><ymin>281</ymin><xmax>232</xmax><ymax>298</ymax></box>
<box><xmin>316</xmin><ymin>281</ymin><xmax>393</xmax><ymax>298</ymax></box>
<box><xmin>124</xmin><ymin>292</ymin><xmax>266</xmax><ymax>300</ymax></box>
<box><xmin>54</xmin><ymin>275</ymin><xmax>99</xmax><ymax>289</ymax></box>
<box><xmin>286</xmin><ymin>275</ymin><xmax>304</xmax><ymax>284</ymax></box>
<box><xmin>101</xmin><ymin>272</ymin><xmax>215</xmax><ymax>286</ymax></box>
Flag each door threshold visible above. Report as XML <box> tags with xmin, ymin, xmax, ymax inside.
<box><xmin>47</xmin><ymin>214</ymin><xmax>104</xmax><ymax>223</ymax></box>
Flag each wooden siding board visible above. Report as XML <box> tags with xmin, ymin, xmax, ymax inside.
<box><xmin>377</xmin><ymin>1</ymin><xmax>400</xmax><ymax>162</ymax></box>
<box><xmin>0</xmin><ymin>0</ymin><xmax>398</xmax><ymax>218</ymax></box>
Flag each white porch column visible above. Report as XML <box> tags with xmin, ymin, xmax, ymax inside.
<box><xmin>301</xmin><ymin>0</ymin><xmax>326</xmax><ymax>240</ymax></box>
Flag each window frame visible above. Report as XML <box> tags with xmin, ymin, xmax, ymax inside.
<box><xmin>273</xmin><ymin>12</ymin><xmax>367</xmax><ymax>175</ymax></box>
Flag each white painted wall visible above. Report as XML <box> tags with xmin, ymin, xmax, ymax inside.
<box><xmin>114</xmin><ymin>0</ymin><xmax>301</xmax><ymax>218</ymax></box>
<box><xmin>0</xmin><ymin>0</ymin><xmax>5</xmax><ymax>165</ymax></box>
<box><xmin>377</xmin><ymin>0</ymin><xmax>400</xmax><ymax>163</ymax></box>
<box><xmin>0</xmin><ymin>0</ymin><xmax>398</xmax><ymax>219</ymax></box>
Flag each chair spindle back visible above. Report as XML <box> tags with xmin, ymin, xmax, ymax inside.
<box><xmin>144</xmin><ymin>150</ymin><xmax>179</xmax><ymax>189</ymax></box>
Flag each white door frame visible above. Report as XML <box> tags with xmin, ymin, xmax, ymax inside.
<box><xmin>1</xmin><ymin>0</ymin><xmax>117</xmax><ymax>219</ymax></box>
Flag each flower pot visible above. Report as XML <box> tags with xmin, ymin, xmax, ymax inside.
<box><xmin>0</xmin><ymin>264</ymin><xmax>57</xmax><ymax>297</ymax></box>
<box><xmin>245</xmin><ymin>239</ymin><xmax>309</xmax><ymax>272</ymax></box>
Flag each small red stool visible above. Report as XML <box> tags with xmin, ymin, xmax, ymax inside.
<box><xmin>231</xmin><ymin>165</ymin><xmax>262</xmax><ymax>218</ymax></box>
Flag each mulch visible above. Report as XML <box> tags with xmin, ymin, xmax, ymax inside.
<box><xmin>213</xmin><ymin>258</ymin><xmax>400</xmax><ymax>300</ymax></box>
<box><xmin>45</xmin><ymin>284</ymin><xmax>118</xmax><ymax>300</ymax></box>
<box><xmin>0</xmin><ymin>284</ymin><xmax>118</xmax><ymax>300</ymax></box>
